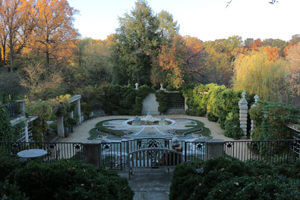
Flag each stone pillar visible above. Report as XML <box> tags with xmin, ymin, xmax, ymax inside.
<box><xmin>238</xmin><ymin>92</ymin><xmax>248</xmax><ymax>137</ymax></box>
<box><xmin>251</xmin><ymin>95</ymin><xmax>259</xmax><ymax>133</ymax></box>
<box><xmin>57</xmin><ymin>116</ymin><xmax>65</xmax><ymax>137</ymax></box>
<box><xmin>135</xmin><ymin>83</ymin><xmax>139</xmax><ymax>90</ymax></box>
<box><xmin>16</xmin><ymin>100</ymin><xmax>26</xmax><ymax>116</ymax></box>
<box><xmin>205</xmin><ymin>139</ymin><xmax>225</xmax><ymax>160</ymax></box>
<box><xmin>76</xmin><ymin>99</ymin><xmax>82</xmax><ymax>124</ymax></box>
<box><xmin>24</xmin><ymin>120</ymin><xmax>29</xmax><ymax>142</ymax></box>
<box><xmin>184</xmin><ymin>97</ymin><xmax>188</xmax><ymax>111</ymax></box>
<box><xmin>83</xmin><ymin>141</ymin><xmax>101</xmax><ymax>168</ymax></box>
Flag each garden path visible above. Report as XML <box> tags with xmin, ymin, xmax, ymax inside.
<box><xmin>59</xmin><ymin>115</ymin><xmax>231</xmax><ymax>142</ymax></box>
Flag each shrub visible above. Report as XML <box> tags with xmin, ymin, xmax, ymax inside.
<box><xmin>170</xmin><ymin>157</ymin><xmax>299</xmax><ymax>200</ymax></box>
<box><xmin>0</xmin><ymin>180</ymin><xmax>28</xmax><ymax>200</ymax></box>
<box><xmin>0</xmin><ymin>155</ymin><xmax>24</xmax><ymax>181</ymax></box>
<box><xmin>205</xmin><ymin>176</ymin><xmax>299</xmax><ymax>200</ymax></box>
<box><xmin>249</xmin><ymin>101</ymin><xmax>300</xmax><ymax>140</ymax></box>
<box><xmin>207</xmin><ymin>112</ymin><xmax>217</xmax><ymax>122</ymax></box>
<box><xmin>155</xmin><ymin>91</ymin><xmax>169</xmax><ymax>114</ymax></box>
<box><xmin>12</xmin><ymin>160</ymin><xmax>134</xmax><ymax>200</ymax></box>
<box><xmin>224</xmin><ymin>112</ymin><xmax>243</xmax><ymax>139</ymax></box>
<box><xmin>0</xmin><ymin>106</ymin><xmax>14</xmax><ymax>141</ymax></box>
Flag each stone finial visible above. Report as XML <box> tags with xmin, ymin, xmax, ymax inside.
<box><xmin>251</xmin><ymin>95</ymin><xmax>259</xmax><ymax>133</ymax></box>
<box><xmin>239</xmin><ymin>91</ymin><xmax>248</xmax><ymax>106</ymax></box>
<box><xmin>254</xmin><ymin>94</ymin><xmax>259</xmax><ymax>103</ymax></box>
<box><xmin>135</xmin><ymin>83</ymin><xmax>139</xmax><ymax>90</ymax></box>
<box><xmin>160</xmin><ymin>83</ymin><xmax>164</xmax><ymax>90</ymax></box>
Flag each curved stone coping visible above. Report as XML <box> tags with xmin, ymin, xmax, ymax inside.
<box><xmin>122</xmin><ymin>118</ymin><xmax>176</xmax><ymax>128</ymax></box>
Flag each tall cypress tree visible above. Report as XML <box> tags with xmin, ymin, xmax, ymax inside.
<box><xmin>112</xmin><ymin>0</ymin><xmax>162</xmax><ymax>85</ymax></box>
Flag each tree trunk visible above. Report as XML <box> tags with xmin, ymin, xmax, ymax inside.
<box><xmin>46</xmin><ymin>49</ymin><xmax>50</xmax><ymax>70</ymax></box>
<box><xmin>9</xmin><ymin>37</ymin><xmax>14</xmax><ymax>72</ymax></box>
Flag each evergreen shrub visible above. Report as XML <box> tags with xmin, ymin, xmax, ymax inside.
<box><xmin>170</xmin><ymin>157</ymin><xmax>299</xmax><ymax>200</ymax></box>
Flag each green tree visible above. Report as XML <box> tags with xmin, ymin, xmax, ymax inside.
<box><xmin>157</xmin><ymin>10</ymin><xmax>179</xmax><ymax>43</ymax></box>
<box><xmin>233</xmin><ymin>49</ymin><xmax>291</xmax><ymax>102</ymax></box>
<box><xmin>112</xmin><ymin>0</ymin><xmax>161</xmax><ymax>85</ymax></box>
<box><xmin>202</xmin><ymin>36</ymin><xmax>243</xmax><ymax>85</ymax></box>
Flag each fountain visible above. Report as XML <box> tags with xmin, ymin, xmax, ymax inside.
<box><xmin>125</xmin><ymin>113</ymin><xmax>174</xmax><ymax>126</ymax></box>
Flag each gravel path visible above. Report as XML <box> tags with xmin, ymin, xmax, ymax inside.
<box><xmin>59</xmin><ymin>114</ymin><xmax>232</xmax><ymax>143</ymax></box>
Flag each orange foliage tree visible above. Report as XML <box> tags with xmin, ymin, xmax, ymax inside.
<box><xmin>157</xmin><ymin>35</ymin><xmax>186</xmax><ymax>88</ymax></box>
<box><xmin>0</xmin><ymin>0</ymin><xmax>35</xmax><ymax>71</ymax></box>
<box><xmin>286</xmin><ymin>43</ymin><xmax>300</xmax><ymax>96</ymax></box>
<box><xmin>32</xmin><ymin>0</ymin><xmax>78</xmax><ymax>70</ymax></box>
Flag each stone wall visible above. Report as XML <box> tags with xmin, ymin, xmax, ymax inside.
<box><xmin>142</xmin><ymin>93</ymin><xmax>159</xmax><ymax>115</ymax></box>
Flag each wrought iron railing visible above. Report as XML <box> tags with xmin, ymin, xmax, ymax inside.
<box><xmin>0</xmin><ymin>139</ymin><xmax>298</xmax><ymax>170</ymax></box>
<box><xmin>224</xmin><ymin>139</ymin><xmax>299</xmax><ymax>164</ymax></box>
<box><xmin>0</xmin><ymin>141</ymin><xmax>83</xmax><ymax>161</ymax></box>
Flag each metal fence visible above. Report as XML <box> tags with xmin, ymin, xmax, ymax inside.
<box><xmin>0</xmin><ymin>139</ymin><xmax>298</xmax><ymax>169</ymax></box>
<box><xmin>224</xmin><ymin>139</ymin><xmax>299</xmax><ymax>164</ymax></box>
<box><xmin>98</xmin><ymin>138</ymin><xmax>206</xmax><ymax>170</ymax></box>
<box><xmin>0</xmin><ymin>141</ymin><xmax>83</xmax><ymax>161</ymax></box>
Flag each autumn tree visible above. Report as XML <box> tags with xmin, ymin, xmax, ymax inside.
<box><xmin>249</xmin><ymin>39</ymin><xmax>262</xmax><ymax>50</ymax></box>
<box><xmin>202</xmin><ymin>36</ymin><xmax>243</xmax><ymax>85</ymax></box>
<box><xmin>32</xmin><ymin>0</ymin><xmax>77</xmax><ymax>70</ymax></box>
<box><xmin>233</xmin><ymin>48</ymin><xmax>291</xmax><ymax>102</ymax></box>
<box><xmin>112</xmin><ymin>0</ymin><xmax>161</xmax><ymax>85</ymax></box>
<box><xmin>262</xmin><ymin>38</ymin><xmax>288</xmax><ymax>56</ymax></box>
<box><xmin>286</xmin><ymin>43</ymin><xmax>300</xmax><ymax>97</ymax></box>
<box><xmin>183</xmin><ymin>36</ymin><xmax>205</xmax><ymax>83</ymax></box>
<box><xmin>157</xmin><ymin>35</ymin><xmax>186</xmax><ymax>88</ymax></box>
<box><xmin>0</xmin><ymin>0</ymin><xmax>35</xmax><ymax>71</ymax></box>
<box><xmin>66</xmin><ymin>38</ymin><xmax>112</xmax><ymax>91</ymax></box>
<box><xmin>19</xmin><ymin>61</ymin><xmax>63</xmax><ymax>99</ymax></box>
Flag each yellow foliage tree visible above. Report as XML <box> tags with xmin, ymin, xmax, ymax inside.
<box><xmin>233</xmin><ymin>48</ymin><xmax>291</xmax><ymax>102</ymax></box>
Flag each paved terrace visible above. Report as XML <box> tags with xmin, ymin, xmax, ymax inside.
<box><xmin>59</xmin><ymin>115</ymin><xmax>232</xmax><ymax>143</ymax></box>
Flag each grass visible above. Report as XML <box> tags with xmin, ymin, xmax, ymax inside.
<box><xmin>89</xmin><ymin>119</ymin><xmax>129</xmax><ymax>139</ymax></box>
<box><xmin>175</xmin><ymin>119</ymin><xmax>210</xmax><ymax>137</ymax></box>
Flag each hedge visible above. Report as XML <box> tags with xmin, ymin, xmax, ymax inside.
<box><xmin>170</xmin><ymin>157</ymin><xmax>300</xmax><ymax>200</ymax></box>
<box><xmin>0</xmin><ymin>155</ymin><xmax>134</xmax><ymax>200</ymax></box>
<box><xmin>182</xmin><ymin>84</ymin><xmax>254</xmax><ymax>139</ymax></box>
<box><xmin>249</xmin><ymin>100</ymin><xmax>300</xmax><ymax>140</ymax></box>
<box><xmin>99</xmin><ymin>84</ymin><xmax>155</xmax><ymax>115</ymax></box>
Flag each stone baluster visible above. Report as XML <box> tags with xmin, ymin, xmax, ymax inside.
<box><xmin>135</xmin><ymin>83</ymin><xmax>139</xmax><ymax>90</ymax></box>
<box><xmin>238</xmin><ymin>92</ymin><xmax>248</xmax><ymax>137</ymax></box>
<box><xmin>251</xmin><ymin>95</ymin><xmax>259</xmax><ymax>133</ymax></box>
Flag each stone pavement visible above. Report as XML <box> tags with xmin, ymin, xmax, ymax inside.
<box><xmin>59</xmin><ymin>114</ymin><xmax>232</xmax><ymax>143</ymax></box>
<box><xmin>118</xmin><ymin>168</ymin><xmax>174</xmax><ymax>200</ymax></box>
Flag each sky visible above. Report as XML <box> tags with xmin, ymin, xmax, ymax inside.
<box><xmin>68</xmin><ymin>0</ymin><xmax>300</xmax><ymax>42</ymax></box>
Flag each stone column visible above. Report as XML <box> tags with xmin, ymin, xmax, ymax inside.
<box><xmin>251</xmin><ymin>95</ymin><xmax>259</xmax><ymax>133</ymax></box>
<box><xmin>184</xmin><ymin>97</ymin><xmax>188</xmax><ymax>111</ymax></box>
<box><xmin>70</xmin><ymin>111</ymin><xmax>74</xmax><ymax>119</ymax></box>
<box><xmin>135</xmin><ymin>83</ymin><xmax>139</xmax><ymax>90</ymax></box>
<box><xmin>239</xmin><ymin>92</ymin><xmax>248</xmax><ymax>137</ymax></box>
<box><xmin>82</xmin><ymin>141</ymin><xmax>101</xmax><ymax>168</ymax></box>
<box><xmin>57</xmin><ymin>116</ymin><xmax>65</xmax><ymax>137</ymax></box>
<box><xmin>205</xmin><ymin>139</ymin><xmax>225</xmax><ymax>160</ymax></box>
<box><xmin>24</xmin><ymin>120</ymin><xmax>29</xmax><ymax>142</ymax></box>
<box><xmin>76</xmin><ymin>99</ymin><xmax>82</xmax><ymax>124</ymax></box>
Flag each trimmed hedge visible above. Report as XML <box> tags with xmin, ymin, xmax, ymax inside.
<box><xmin>182</xmin><ymin>84</ymin><xmax>252</xmax><ymax>139</ymax></box>
<box><xmin>0</xmin><ymin>156</ymin><xmax>133</xmax><ymax>200</ymax></box>
<box><xmin>99</xmin><ymin>84</ymin><xmax>155</xmax><ymax>115</ymax></box>
<box><xmin>170</xmin><ymin>157</ymin><xmax>299</xmax><ymax>200</ymax></box>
